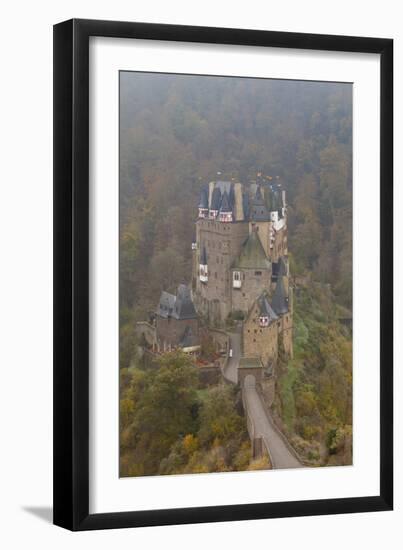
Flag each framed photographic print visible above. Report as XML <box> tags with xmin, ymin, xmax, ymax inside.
<box><xmin>53</xmin><ymin>19</ymin><xmax>393</xmax><ymax>530</ymax></box>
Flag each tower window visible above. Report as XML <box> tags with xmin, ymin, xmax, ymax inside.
<box><xmin>233</xmin><ymin>271</ymin><xmax>242</xmax><ymax>289</ymax></box>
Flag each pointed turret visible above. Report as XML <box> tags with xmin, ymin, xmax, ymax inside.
<box><xmin>219</xmin><ymin>190</ymin><xmax>233</xmax><ymax>222</ymax></box>
<box><xmin>174</xmin><ymin>284</ymin><xmax>197</xmax><ymax>320</ymax></box>
<box><xmin>258</xmin><ymin>292</ymin><xmax>278</xmax><ymax>327</ymax></box>
<box><xmin>209</xmin><ymin>186</ymin><xmax>222</xmax><ymax>219</ymax></box>
<box><xmin>198</xmin><ymin>187</ymin><xmax>209</xmax><ymax>218</ymax></box>
<box><xmin>271</xmin><ymin>256</ymin><xmax>287</xmax><ymax>282</ymax></box>
<box><xmin>233</xmin><ymin>229</ymin><xmax>271</xmax><ymax>270</ymax></box>
<box><xmin>250</xmin><ymin>185</ymin><xmax>270</xmax><ymax>221</ymax></box>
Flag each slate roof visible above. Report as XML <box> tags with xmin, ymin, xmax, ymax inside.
<box><xmin>233</xmin><ymin>230</ymin><xmax>271</xmax><ymax>270</ymax></box>
<box><xmin>258</xmin><ymin>293</ymin><xmax>278</xmax><ymax>321</ymax></box>
<box><xmin>156</xmin><ymin>291</ymin><xmax>176</xmax><ymax>318</ymax></box>
<box><xmin>220</xmin><ymin>190</ymin><xmax>232</xmax><ymax>213</ymax></box>
<box><xmin>210</xmin><ymin>187</ymin><xmax>222</xmax><ymax>210</ymax></box>
<box><xmin>239</xmin><ymin>357</ymin><xmax>263</xmax><ymax>369</ymax></box>
<box><xmin>198</xmin><ymin>187</ymin><xmax>209</xmax><ymax>209</ymax></box>
<box><xmin>179</xmin><ymin>325</ymin><xmax>199</xmax><ymax>348</ymax></box>
<box><xmin>173</xmin><ymin>284</ymin><xmax>197</xmax><ymax>320</ymax></box>
<box><xmin>197</xmin><ymin>179</ymin><xmax>285</xmax><ymax>222</ymax></box>
<box><xmin>272</xmin><ymin>257</ymin><xmax>287</xmax><ymax>280</ymax></box>
<box><xmin>156</xmin><ymin>285</ymin><xmax>197</xmax><ymax>320</ymax></box>
<box><xmin>271</xmin><ymin>276</ymin><xmax>289</xmax><ymax>315</ymax></box>
<box><xmin>215</xmin><ymin>180</ymin><xmax>232</xmax><ymax>195</ymax></box>
<box><xmin>249</xmin><ymin>185</ymin><xmax>270</xmax><ymax>221</ymax></box>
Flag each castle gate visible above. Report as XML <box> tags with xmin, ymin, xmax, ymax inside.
<box><xmin>237</xmin><ymin>357</ymin><xmax>263</xmax><ymax>388</ymax></box>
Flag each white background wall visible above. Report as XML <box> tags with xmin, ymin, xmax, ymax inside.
<box><xmin>0</xmin><ymin>0</ymin><xmax>400</xmax><ymax>547</ymax></box>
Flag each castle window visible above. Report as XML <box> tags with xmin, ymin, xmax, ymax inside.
<box><xmin>255</xmin><ymin>271</ymin><xmax>262</xmax><ymax>276</ymax></box>
<box><xmin>199</xmin><ymin>263</ymin><xmax>208</xmax><ymax>283</ymax></box>
<box><xmin>233</xmin><ymin>271</ymin><xmax>242</xmax><ymax>289</ymax></box>
<box><xmin>259</xmin><ymin>316</ymin><xmax>269</xmax><ymax>327</ymax></box>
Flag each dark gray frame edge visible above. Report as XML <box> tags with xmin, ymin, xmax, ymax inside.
<box><xmin>53</xmin><ymin>18</ymin><xmax>393</xmax><ymax>531</ymax></box>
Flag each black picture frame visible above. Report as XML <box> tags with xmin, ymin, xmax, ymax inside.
<box><xmin>53</xmin><ymin>18</ymin><xmax>393</xmax><ymax>531</ymax></box>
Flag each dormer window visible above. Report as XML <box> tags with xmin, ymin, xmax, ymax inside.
<box><xmin>219</xmin><ymin>211</ymin><xmax>233</xmax><ymax>223</ymax></box>
<box><xmin>209</xmin><ymin>209</ymin><xmax>218</xmax><ymax>219</ymax></box>
<box><xmin>233</xmin><ymin>271</ymin><xmax>242</xmax><ymax>289</ymax></box>
<box><xmin>198</xmin><ymin>207</ymin><xmax>208</xmax><ymax>219</ymax></box>
<box><xmin>259</xmin><ymin>315</ymin><xmax>269</xmax><ymax>327</ymax></box>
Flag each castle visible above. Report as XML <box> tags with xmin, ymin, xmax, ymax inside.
<box><xmin>138</xmin><ymin>174</ymin><xmax>292</xmax><ymax>376</ymax></box>
<box><xmin>192</xmin><ymin>175</ymin><xmax>293</xmax><ymax>372</ymax></box>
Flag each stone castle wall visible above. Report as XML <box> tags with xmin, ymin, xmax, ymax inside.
<box><xmin>250</xmin><ymin>221</ymin><xmax>272</xmax><ymax>257</ymax></box>
<box><xmin>155</xmin><ymin>317</ymin><xmax>199</xmax><ymax>349</ymax></box>
<box><xmin>192</xmin><ymin>183</ymin><xmax>292</xmax><ymax>364</ymax></box>
<box><xmin>272</xmin><ymin>226</ymin><xmax>288</xmax><ymax>262</ymax></box>
<box><xmin>193</xmin><ymin>218</ymin><xmax>248</xmax><ymax>325</ymax></box>
<box><xmin>231</xmin><ymin>268</ymin><xmax>272</xmax><ymax>315</ymax></box>
<box><xmin>243</xmin><ymin>302</ymin><xmax>279</xmax><ymax>369</ymax></box>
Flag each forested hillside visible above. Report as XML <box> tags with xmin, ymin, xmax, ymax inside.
<box><xmin>120</xmin><ymin>352</ymin><xmax>267</xmax><ymax>476</ymax></box>
<box><xmin>120</xmin><ymin>73</ymin><xmax>352</xmax><ymax>327</ymax></box>
<box><xmin>119</xmin><ymin>72</ymin><xmax>353</xmax><ymax>472</ymax></box>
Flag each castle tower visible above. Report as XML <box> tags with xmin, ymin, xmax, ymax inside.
<box><xmin>219</xmin><ymin>191</ymin><xmax>233</xmax><ymax>223</ymax></box>
<box><xmin>198</xmin><ymin>187</ymin><xmax>209</xmax><ymax>219</ymax></box>
<box><xmin>209</xmin><ymin>187</ymin><xmax>221</xmax><ymax>219</ymax></box>
<box><xmin>192</xmin><ymin>176</ymin><xmax>291</xmax><ymax>334</ymax></box>
<box><xmin>248</xmin><ymin>185</ymin><xmax>273</xmax><ymax>258</ymax></box>
<box><xmin>199</xmin><ymin>245</ymin><xmax>208</xmax><ymax>283</ymax></box>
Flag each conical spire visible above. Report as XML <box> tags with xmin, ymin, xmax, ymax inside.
<box><xmin>174</xmin><ymin>284</ymin><xmax>197</xmax><ymax>320</ymax></box>
<box><xmin>220</xmin><ymin>190</ymin><xmax>231</xmax><ymax>213</ymax></box>
<box><xmin>198</xmin><ymin>187</ymin><xmax>208</xmax><ymax>209</ymax></box>
<box><xmin>250</xmin><ymin>184</ymin><xmax>269</xmax><ymax>221</ymax></box>
<box><xmin>258</xmin><ymin>293</ymin><xmax>278</xmax><ymax>321</ymax></box>
<box><xmin>210</xmin><ymin>187</ymin><xmax>222</xmax><ymax>211</ymax></box>
<box><xmin>233</xmin><ymin>230</ymin><xmax>271</xmax><ymax>269</ymax></box>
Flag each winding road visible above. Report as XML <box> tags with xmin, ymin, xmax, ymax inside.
<box><xmin>222</xmin><ymin>332</ymin><xmax>241</xmax><ymax>384</ymax></box>
<box><xmin>224</xmin><ymin>331</ymin><xmax>302</xmax><ymax>469</ymax></box>
<box><xmin>243</xmin><ymin>376</ymin><xmax>302</xmax><ymax>469</ymax></box>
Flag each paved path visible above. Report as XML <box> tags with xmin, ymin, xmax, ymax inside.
<box><xmin>223</xmin><ymin>330</ymin><xmax>302</xmax><ymax>469</ymax></box>
<box><xmin>243</xmin><ymin>377</ymin><xmax>302</xmax><ymax>469</ymax></box>
<box><xmin>222</xmin><ymin>332</ymin><xmax>241</xmax><ymax>384</ymax></box>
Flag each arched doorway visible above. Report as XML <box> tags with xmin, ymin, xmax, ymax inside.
<box><xmin>243</xmin><ymin>374</ymin><xmax>256</xmax><ymax>389</ymax></box>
